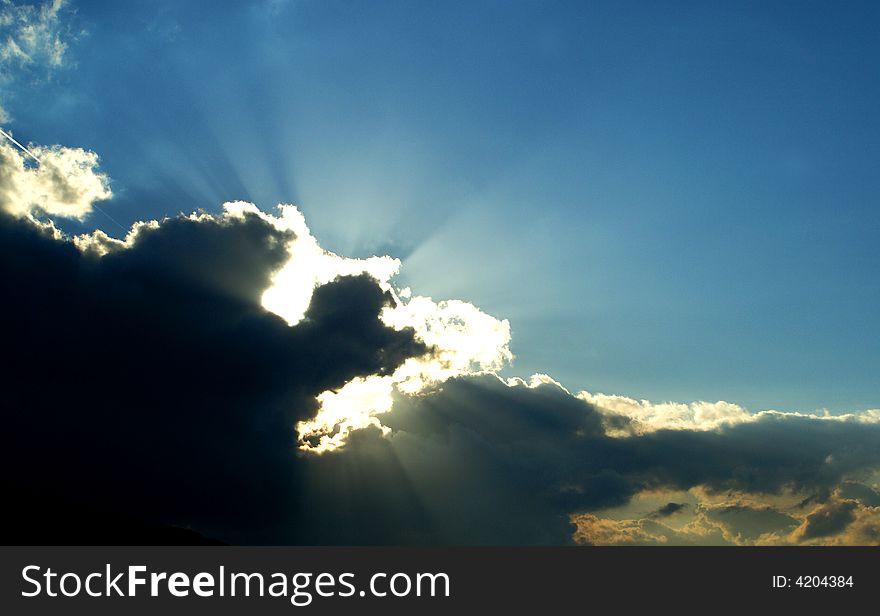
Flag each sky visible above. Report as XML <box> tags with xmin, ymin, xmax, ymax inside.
<box><xmin>1</xmin><ymin>0</ymin><xmax>879</xmax><ymax>546</ymax></box>
<box><xmin>2</xmin><ymin>0</ymin><xmax>877</xmax><ymax>413</ymax></box>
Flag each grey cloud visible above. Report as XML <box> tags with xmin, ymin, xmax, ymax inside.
<box><xmin>651</xmin><ymin>502</ymin><xmax>687</xmax><ymax>518</ymax></box>
<box><xmin>3</xmin><ymin>204</ymin><xmax>880</xmax><ymax>546</ymax></box>
<box><xmin>837</xmin><ymin>482</ymin><xmax>880</xmax><ymax>507</ymax></box>
<box><xmin>295</xmin><ymin>374</ymin><xmax>880</xmax><ymax>544</ymax></box>
<box><xmin>0</xmin><ymin>210</ymin><xmax>426</xmax><ymax>543</ymax></box>
<box><xmin>795</xmin><ymin>500</ymin><xmax>859</xmax><ymax>541</ymax></box>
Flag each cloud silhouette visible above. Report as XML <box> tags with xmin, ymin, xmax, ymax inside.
<box><xmin>293</xmin><ymin>373</ymin><xmax>880</xmax><ymax>544</ymax></box>
<box><xmin>2</xmin><ymin>202</ymin><xmax>880</xmax><ymax>546</ymax></box>
<box><xmin>794</xmin><ymin>500</ymin><xmax>859</xmax><ymax>541</ymax></box>
<box><xmin>651</xmin><ymin>502</ymin><xmax>686</xmax><ymax>518</ymax></box>
<box><xmin>0</xmin><ymin>208</ymin><xmax>426</xmax><ymax>543</ymax></box>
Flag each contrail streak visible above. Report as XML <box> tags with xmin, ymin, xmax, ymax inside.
<box><xmin>0</xmin><ymin>127</ymin><xmax>41</xmax><ymax>162</ymax></box>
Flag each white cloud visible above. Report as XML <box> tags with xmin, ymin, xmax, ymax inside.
<box><xmin>0</xmin><ymin>0</ymin><xmax>69</xmax><ymax>72</ymax></box>
<box><xmin>0</xmin><ymin>0</ymin><xmax>76</xmax><ymax>123</ymax></box>
<box><xmin>579</xmin><ymin>391</ymin><xmax>754</xmax><ymax>433</ymax></box>
<box><xmin>226</xmin><ymin>201</ymin><xmax>402</xmax><ymax>326</ymax></box>
<box><xmin>580</xmin><ymin>390</ymin><xmax>880</xmax><ymax>435</ymax></box>
<box><xmin>296</xmin><ymin>292</ymin><xmax>514</xmax><ymax>452</ymax></box>
<box><xmin>0</xmin><ymin>139</ymin><xmax>112</xmax><ymax>220</ymax></box>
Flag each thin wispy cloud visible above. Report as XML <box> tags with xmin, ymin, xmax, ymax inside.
<box><xmin>0</xmin><ymin>0</ymin><xmax>76</xmax><ymax>121</ymax></box>
<box><xmin>0</xmin><ymin>0</ymin><xmax>70</xmax><ymax>71</ymax></box>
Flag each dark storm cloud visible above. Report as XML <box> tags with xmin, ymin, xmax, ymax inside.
<box><xmin>0</xmin><ymin>210</ymin><xmax>425</xmax><ymax>543</ymax></box>
<box><xmin>837</xmin><ymin>482</ymin><xmax>880</xmax><ymax>507</ymax></box>
<box><xmin>3</xmin><ymin>208</ymin><xmax>880</xmax><ymax>546</ymax></box>
<box><xmin>297</xmin><ymin>374</ymin><xmax>880</xmax><ymax>544</ymax></box>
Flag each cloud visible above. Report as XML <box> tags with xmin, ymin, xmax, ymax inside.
<box><xmin>579</xmin><ymin>392</ymin><xmax>754</xmax><ymax>434</ymax></box>
<box><xmin>702</xmin><ymin>504</ymin><xmax>800</xmax><ymax>542</ymax></box>
<box><xmin>793</xmin><ymin>500</ymin><xmax>858</xmax><ymax>542</ymax></box>
<box><xmin>580</xmin><ymin>390</ymin><xmax>880</xmax><ymax>435</ymax></box>
<box><xmin>0</xmin><ymin>4</ymin><xmax>103</xmax><ymax>223</ymax></box>
<box><xmin>0</xmin><ymin>140</ymin><xmax>112</xmax><ymax>220</ymax></box>
<box><xmin>651</xmin><ymin>502</ymin><xmax>686</xmax><ymax>518</ymax></box>
<box><xmin>294</xmin><ymin>293</ymin><xmax>513</xmax><ymax>452</ymax></box>
<box><xmin>0</xmin><ymin>206</ymin><xmax>426</xmax><ymax>542</ymax></box>
<box><xmin>0</xmin><ymin>0</ymin><xmax>70</xmax><ymax>73</ymax></box>
<box><xmin>0</xmin><ymin>0</ymin><xmax>78</xmax><ymax>125</ymax></box>
<box><xmin>572</xmin><ymin>515</ymin><xmax>673</xmax><ymax>546</ymax></box>
<box><xmin>1</xmin><ymin>198</ymin><xmax>879</xmax><ymax>545</ymax></box>
<box><xmin>290</xmin><ymin>371</ymin><xmax>880</xmax><ymax>544</ymax></box>
<box><xmin>0</xmin><ymin>4</ymin><xmax>873</xmax><ymax>548</ymax></box>
<box><xmin>215</xmin><ymin>202</ymin><xmax>513</xmax><ymax>453</ymax></box>
<box><xmin>837</xmin><ymin>481</ymin><xmax>880</xmax><ymax>507</ymax></box>
<box><xmin>834</xmin><ymin>504</ymin><xmax>880</xmax><ymax>545</ymax></box>
<box><xmin>573</xmin><ymin>498</ymin><xmax>873</xmax><ymax>546</ymax></box>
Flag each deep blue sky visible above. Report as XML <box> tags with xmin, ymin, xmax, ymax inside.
<box><xmin>8</xmin><ymin>0</ymin><xmax>879</xmax><ymax>412</ymax></box>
